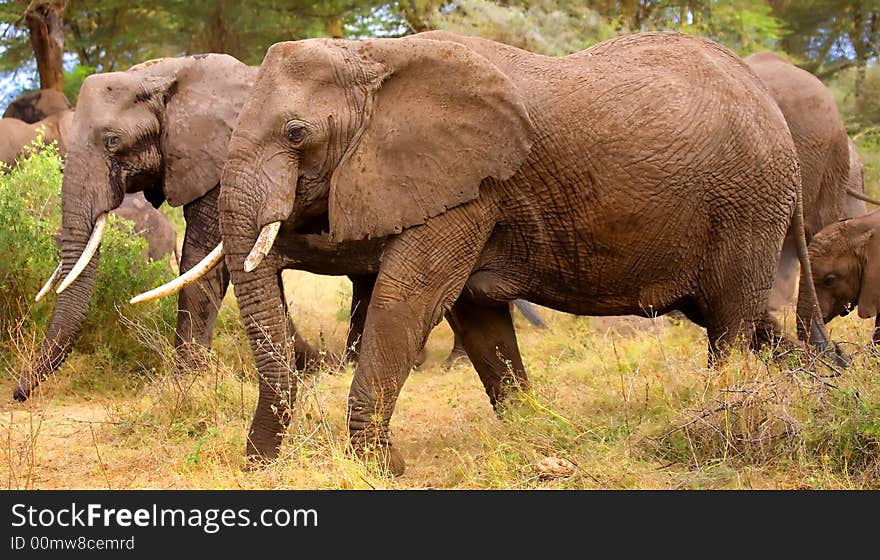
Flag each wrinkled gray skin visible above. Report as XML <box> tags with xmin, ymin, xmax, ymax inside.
<box><xmin>844</xmin><ymin>139</ymin><xmax>869</xmax><ymax>218</ymax></box>
<box><xmin>745</xmin><ymin>53</ymin><xmax>865</xmax><ymax>320</ymax></box>
<box><xmin>808</xmin><ymin>209</ymin><xmax>880</xmax><ymax>344</ymax></box>
<box><xmin>3</xmin><ymin>89</ymin><xmax>71</xmax><ymax>124</ymax></box>
<box><xmin>113</xmin><ymin>192</ymin><xmax>180</xmax><ymax>266</ymax></box>
<box><xmin>221</xmin><ymin>31</ymin><xmax>829</xmax><ymax>474</ymax></box>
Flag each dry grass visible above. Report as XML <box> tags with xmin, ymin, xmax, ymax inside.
<box><xmin>1</xmin><ymin>271</ymin><xmax>878</xmax><ymax>489</ymax></box>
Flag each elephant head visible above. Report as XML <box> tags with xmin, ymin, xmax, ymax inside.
<box><xmin>222</xmin><ymin>37</ymin><xmax>531</xmax><ymax>260</ymax></box>
<box><xmin>3</xmin><ymin>88</ymin><xmax>71</xmax><ymax>124</ymax></box>
<box><xmin>809</xmin><ymin>210</ymin><xmax>880</xmax><ymax>324</ymax></box>
<box><xmin>213</xmin><ymin>36</ymin><xmax>532</xmax><ymax>459</ymax></box>
<box><xmin>14</xmin><ymin>54</ymin><xmax>255</xmax><ymax>401</ymax></box>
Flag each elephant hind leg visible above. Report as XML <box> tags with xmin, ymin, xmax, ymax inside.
<box><xmin>174</xmin><ymin>190</ymin><xmax>230</xmax><ymax>370</ymax></box>
<box><xmin>445</xmin><ymin>296</ymin><xmax>527</xmax><ymax>408</ymax></box>
<box><xmin>698</xmin><ymin>239</ymin><xmax>779</xmax><ymax>365</ymax></box>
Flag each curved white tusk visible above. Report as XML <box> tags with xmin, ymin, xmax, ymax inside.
<box><xmin>244</xmin><ymin>221</ymin><xmax>281</xmax><ymax>273</ymax></box>
<box><xmin>35</xmin><ymin>263</ymin><xmax>62</xmax><ymax>302</ymax></box>
<box><xmin>56</xmin><ymin>213</ymin><xmax>108</xmax><ymax>295</ymax></box>
<box><xmin>130</xmin><ymin>242</ymin><xmax>224</xmax><ymax>304</ymax></box>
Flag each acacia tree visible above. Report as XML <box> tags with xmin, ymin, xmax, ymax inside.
<box><xmin>26</xmin><ymin>1</ymin><xmax>65</xmax><ymax>91</ymax></box>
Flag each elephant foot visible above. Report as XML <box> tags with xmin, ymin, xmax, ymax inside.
<box><xmin>413</xmin><ymin>347</ymin><xmax>428</xmax><ymax>370</ymax></box>
<box><xmin>349</xmin><ymin>439</ymin><xmax>406</xmax><ymax>477</ymax></box>
<box><xmin>442</xmin><ymin>348</ymin><xmax>470</xmax><ymax>370</ymax></box>
<box><xmin>245</xmin><ymin>426</ymin><xmax>283</xmax><ymax>466</ymax></box>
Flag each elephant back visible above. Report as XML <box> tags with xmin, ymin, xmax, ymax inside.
<box><xmin>745</xmin><ymin>52</ymin><xmax>850</xmax><ymax>238</ymax></box>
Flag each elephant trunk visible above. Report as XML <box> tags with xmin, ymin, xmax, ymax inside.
<box><xmin>220</xmin><ymin>153</ymin><xmax>299</xmax><ymax>461</ymax></box>
<box><xmin>14</xmin><ymin>154</ymin><xmax>109</xmax><ymax>400</ymax></box>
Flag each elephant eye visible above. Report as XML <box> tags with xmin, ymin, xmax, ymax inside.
<box><xmin>284</xmin><ymin>122</ymin><xmax>307</xmax><ymax>145</ymax></box>
<box><xmin>104</xmin><ymin>133</ymin><xmax>121</xmax><ymax>152</ymax></box>
<box><xmin>823</xmin><ymin>274</ymin><xmax>836</xmax><ymax>287</ymax></box>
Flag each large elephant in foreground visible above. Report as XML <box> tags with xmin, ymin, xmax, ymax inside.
<box><xmin>744</xmin><ymin>52</ymin><xmax>876</xmax><ymax>318</ymax></box>
<box><xmin>198</xmin><ymin>31</ymin><xmax>829</xmax><ymax>474</ymax></box>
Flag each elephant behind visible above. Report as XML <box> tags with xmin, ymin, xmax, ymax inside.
<box><xmin>745</xmin><ymin>52</ymin><xmax>862</xmax><ymax>319</ymax></box>
<box><xmin>207</xmin><ymin>31</ymin><xmax>830</xmax><ymax>473</ymax></box>
<box><xmin>11</xmin><ymin>55</ymin><xmax>261</xmax><ymax>402</ymax></box>
<box><xmin>844</xmin><ymin>138</ymin><xmax>871</xmax><ymax>218</ymax></box>
<box><xmin>3</xmin><ymin>89</ymin><xmax>71</xmax><ymax>124</ymax></box>
<box><xmin>113</xmin><ymin>193</ymin><xmax>180</xmax><ymax>267</ymax></box>
<box><xmin>0</xmin><ymin>110</ymin><xmax>73</xmax><ymax>167</ymax></box>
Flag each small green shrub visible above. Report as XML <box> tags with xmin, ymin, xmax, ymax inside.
<box><xmin>0</xmin><ymin>138</ymin><xmax>176</xmax><ymax>380</ymax></box>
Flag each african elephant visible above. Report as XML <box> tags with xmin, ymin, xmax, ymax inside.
<box><xmin>3</xmin><ymin>89</ymin><xmax>71</xmax><ymax>124</ymax></box>
<box><xmin>808</xmin><ymin>209</ymin><xmax>880</xmax><ymax>344</ymax></box>
<box><xmin>205</xmin><ymin>30</ymin><xmax>829</xmax><ymax>474</ymax></box>
<box><xmin>745</xmin><ymin>52</ymin><xmax>873</xmax><ymax>319</ymax></box>
<box><xmin>0</xmin><ymin>109</ymin><xmax>73</xmax><ymax>167</ymax></box>
<box><xmin>9</xmin><ymin>54</ymin><xmax>300</xmax><ymax>401</ymax></box>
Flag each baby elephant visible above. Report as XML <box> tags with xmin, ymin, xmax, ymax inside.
<box><xmin>808</xmin><ymin>209</ymin><xmax>880</xmax><ymax>343</ymax></box>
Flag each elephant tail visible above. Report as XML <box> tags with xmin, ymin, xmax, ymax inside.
<box><xmin>846</xmin><ymin>187</ymin><xmax>880</xmax><ymax>206</ymax></box>
<box><xmin>512</xmin><ymin>299</ymin><xmax>546</xmax><ymax>329</ymax></box>
<box><xmin>793</xmin><ymin>185</ymin><xmax>833</xmax><ymax>358</ymax></box>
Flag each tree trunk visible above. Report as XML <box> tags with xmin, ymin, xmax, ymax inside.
<box><xmin>849</xmin><ymin>6</ymin><xmax>875</xmax><ymax>119</ymax></box>
<box><xmin>206</xmin><ymin>0</ymin><xmax>239</xmax><ymax>58</ymax></box>
<box><xmin>26</xmin><ymin>2</ymin><xmax>65</xmax><ymax>93</ymax></box>
<box><xmin>326</xmin><ymin>15</ymin><xmax>344</xmax><ymax>39</ymax></box>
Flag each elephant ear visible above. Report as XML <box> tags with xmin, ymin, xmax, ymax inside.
<box><xmin>161</xmin><ymin>54</ymin><xmax>254</xmax><ymax>207</ymax></box>
<box><xmin>858</xmin><ymin>228</ymin><xmax>880</xmax><ymax>318</ymax></box>
<box><xmin>329</xmin><ymin>38</ymin><xmax>535</xmax><ymax>241</ymax></box>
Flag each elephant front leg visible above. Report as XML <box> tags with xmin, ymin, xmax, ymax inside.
<box><xmin>347</xmin><ymin>205</ymin><xmax>495</xmax><ymax>476</ymax></box>
<box><xmin>174</xmin><ymin>190</ymin><xmax>230</xmax><ymax>369</ymax></box>
<box><xmin>445</xmin><ymin>295</ymin><xmax>528</xmax><ymax>406</ymax></box>
<box><xmin>236</xmin><ymin>267</ymin><xmax>301</xmax><ymax>461</ymax></box>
